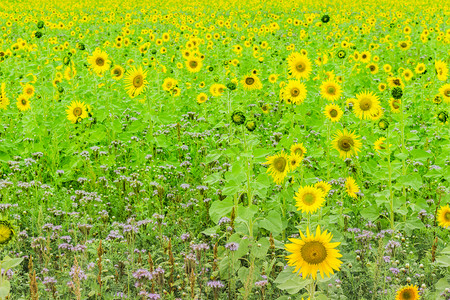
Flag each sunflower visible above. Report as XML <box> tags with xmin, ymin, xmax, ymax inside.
<box><xmin>241</xmin><ymin>74</ymin><xmax>262</xmax><ymax>91</ymax></box>
<box><xmin>353</xmin><ymin>91</ymin><xmax>381</xmax><ymax>120</ymax></box>
<box><xmin>378</xmin><ymin>83</ymin><xmax>387</xmax><ymax>92</ymax></box>
<box><xmin>332</xmin><ymin>129</ymin><xmax>362</xmax><ymax>159</ymax></box>
<box><xmin>261</xmin><ymin>104</ymin><xmax>271</xmax><ymax>114</ymax></box>
<box><xmin>196</xmin><ymin>92</ymin><xmax>207</xmax><ymax>104</ymax></box>
<box><xmin>395</xmin><ymin>285</ymin><xmax>420</xmax><ymax>300</ymax></box>
<box><xmin>402</xmin><ymin>69</ymin><xmax>413</xmax><ymax>81</ymax></box>
<box><xmin>437</xmin><ymin>204</ymin><xmax>450</xmax><ymax>228</ymax></box>
<box><xmin>290</xmin><ymin>143</ymin><xmax>307</xmax><ymax>160</ymax></box>
<box><xmin>288</xmin><ymin>153</ymin><xmax>303</xmax><ymax>171</ymax></box>
<box><xmin>439</xmin><ymin>83</ymin><xmax>450</xmax><ymax>103</ymax></box>
<box><xmin>366</xmin><ymin>63</ymin><xmax>379</xmax><ymax>74</ymax></box>
<box><xmin>415</xmin><ymin>63</ymin><xmax>426</xmax><ymax>74</ymax></box>
<box><xmin>285</xmin><ymin>225</ymin><xmax>343</xmax><ymax>280</ymax></box>
<box><xmin>162</xmin><ymin>78</ymin><xmax>178</xmax><ymax>92</ymax></box>
<box><xmin>87</xmin><ymin>48</ymin><xmax>111</xmax><ymax>75</ymax></box>
<box><xmin>370</xmin><ymin>106</ymin><xmax>384</xmax><ymax>121</ymax></box>
<box><xmin>287</xmin><ymin>52</ymin><xmax>312</xmax><ymax>79</ymax></box>
<box><xmin>320</xmin><ymin>80</ymin><xmax>342</xmax><ymax>101</ymax></box>
<box><xmin>23</xmin><ymin>84</ymin><xmax>35</xmax><ymax>99</ymax></box>
<box><xmin>124</xmin><ymin>66</ymin><xmax>148</xmax><ymax>98</ymax></box>
<box><xmin>389</xmin><ymin>98</ymin><xmax>401</xmax><ymax>113</ymax></box>
<box><xmin>294</xmin><ymin>185</ymin><xmax>326</xmax><ymax>214</ymax></box>
<box><xmin>324</xmin><ymin>104</ymin><xmax>343</xmax><ymax>122</ymax></box>
<box><xmin>263</xmin><ymin>151</ymin><xmax>290</xmax><ymax>185</ymax></box>
<box><xmin>66</xmin><ymin>100</ymin><xmax>88</xmax><ymax>124</ymax></box>
<box><xmin>387</xmin><ymin>77</ymin><xmax>404</xmax><ymax>88</ymax></box>
<box><xmin>0</xmin><ymin>220</ymin><xmax>15</xmax><ymax>245</ymax></box>
<box><xmin>16</xmin><ymin>94</ymin><xmax>30</xmax><ymax>111</ymax></box>
<box><xmin>268</xmin><ymin>74</ymin><xmax>278</xmax><ymax>83</ymax></box>
<box><xmin>0</xmin><ymin>83</ymin><xmax>9</xmax><ymax>110</ymax></box>
<box><xmin>282</xmin><ymin>80</ymin><xmax>307</xmax><ymax>104</ymax></box>
<box><xmin>186</xmin><ymin>57</ymin><xmax>202</xmax><ymax>73</ymax></box>
<box><xmin>64</xmin><ymin>66</ymin><xmax>77</xmax><ymax>81</ymax></box>
<box><xmin>110</xmin><ymin>65</ymin><xmax>124</xmax><ymax>80</ymax></box>
<box><xmin>210</xmin><ymin>84</ymin><xmax>226</xmax><ymax>97</ymax></box>
<box><xmin>435</xmin><ymin>60</ymin><xmax>449</xmax><ymax>81</ymax></box>
<box><xmin>345</xmin><ymin>177</ymin><xmax>360</xmax><ymax>198</ymax></box>
<box><xmin>373</xmin><ymin>137</ymin><xmax>390</xmax><ymax>153</ymax></box>
<box><xmin>315</xmin><ymin>181</ymin><xmax>332</xmax><ymax>196</ymax></box>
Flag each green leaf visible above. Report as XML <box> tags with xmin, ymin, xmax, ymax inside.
<box><xmin>251</xmin><ymin>238</ymin><xmax>270</xmax><ymax>258</ymax></box>
<box><xmin>274</xmin><ymin>266</ymin><xmax>311</xmax><ymax>294</ymax></box>
<box><xmin>397</xmin><ymin>174</ymin><xmax>423</xmax><ymax>191</ymax></box>
<box><xmin>410</xmin><ymin>149</ymin><xmax>432</xmax><ymax>161</ymax></box>
<box><xmin>0</xmin><ymin>280</ymin><xmax>10</xmax><ymax>298</ymax></box>
<box><xmin>209</xmin><ymin>198</ymin><xmax>234</xmax><ymax>224</ymax></box>
<box><xmin>1</xmin><ymin>257</ymin><xmax>23</xmax><ymax>271</ymax></box>
<box><xmin>360</xmin><ymin>206</ymin><xmax>379</xmax><ymax>221</ymax></box>
<box><xmin>259</xmin><ymin>210</ymin><xmax>283</xmax><ymax>237</ymax></box>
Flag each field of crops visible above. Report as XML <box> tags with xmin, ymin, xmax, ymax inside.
<box><xmin>0</xmin><ymin>0</ymin><xmax>449</xmax><ymax>299</ymax></box>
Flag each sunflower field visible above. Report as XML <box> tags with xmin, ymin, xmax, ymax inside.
<box><xmin>0</xmin><ymin>0</ymin><xmax>449</xmax><ymax>299</ymax></box>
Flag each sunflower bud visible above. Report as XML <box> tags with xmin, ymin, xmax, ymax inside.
<box><xmin>391</xmin><ymin>87</ymin><xmax>403</xmax><ymax>99</ymax></box>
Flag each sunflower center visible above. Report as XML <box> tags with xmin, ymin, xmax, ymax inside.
<box><xmin>393</xmin><ymin>79</ymin><xmax>401</xmax><ymax>86</ymax></box>
<box><xmin>369</xmin><ymin>65</ymin><xmax>375</xmax><ymax>71</ymax></box>
<box><xmin>296</xmin><ymin>62</ymin><xmax>305</xmax><ymax>72</ymax></box>
<box><xmin>96</xmin><ymin>57</ymin><xmax>105</xmax><ymax>66</ymax></box>
<box><xmin>400</xmin><ymin>42</ymin><xmax>407</xmax><ymax>48</ymax></box>
<box><xmin>327</xmin><ymin>86</ymin><xmax>336</xmax><ymax>95</ymax></box>
<box><xmin>444</xmin><ymin>89</ymin><xmax>450</xmax><ymax>97</ymax></box>
<box><xmin>393</xmin><ymin>101</ymin><xmax>400</xmax><ymax>109</ymax></box>
<box><xmin>189</xmin><ymin>60</ymin><xmax>198</xmax><ymax>68</ymax></box>
<box><xmin>359</xmin><ymin>98</ymin><xmax>372</xmax><ymax>111</ymax></box>
<box><xmin>338</xmin><ymin>137</ymin><xmax>354</xmax><ymax>152</ymax></box>
<box><xmin>114</xmin><ymin>69</ymin><xmax>122</xmax><ymax>76</ymax></box>
<box><xmin>73</xmin><ymin>107</ymin><xmax>83</xmax><ymax>117</ymax></box>
<box><xmin>26</xmin><ymin>89</ymin><xmax>33</xmax><ymax>95</ymax></box>
<box><xmin>330</xmin><ymin>109</ymin><xmax>338</xmax><ymax>117</ymax></box>
<box><xmin>301</xmin><ymin>241</ymin><xmax>327</xmax><ymax>264</ymax></box>
<box><xmin>245</xmin><ymin>77</ymin><xmax>255</xmax><ymax>85</ymax></box>
<box><xmin>400</xmin><ymin>290</ymin><xmax>413</xmax><ymax>300</ymax></box>
<box><xmin>133</xmin><ymin>75</ymin><xmax>144</xmax><ymax>88</ymax></box>
<box><xmin>302</xmin><ymin>193</ymin><xmax>316</xmax><ymax>205</ymax></box>
<box><xmin>290</xmin><ymin>88</ymin><xmax>300</xmax><ymax>97</ymax></box>
<box><xmin>273</xmin><ymin>157</ymin><xmax>287</xmax><ymax>172</ymax></box>
<box><xmin>21</xmin><ymin>99</ymin><xmax>27</xmax><ymax>105</ymax></box>
<box><xmin>445</xmin><ymin>212</ymin><xmax>450</xmax><ymax>221</ymax></box>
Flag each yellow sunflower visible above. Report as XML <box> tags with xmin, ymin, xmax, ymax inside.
<box><xmin>345</xmin><ymin>177</ymin><xmax>360</xmax><ymax>198</ymax></box>
<box><xmin>320</xmin><ymin>80</ymin><xmax>342</xmax><ymax>101</ymax></box>
<box><xmin>110</xmin><ymin>65</ymin><xmax>124</xmax><ymax>80</ymax></box>
<box><xmin>332</xmin><ymin>129</ymin><xmax>362</xmax><ymax>159</ymax></box>
<box><xmin>66</xmin><ymin>100</ymin><xmax>88</xmax><ymax>124</ymax></box>
<box><xmin>373</xmin><ymin>137</ymin><xmax>390</xmax><ymax>153</ymax></box>
<box><xmin>261</xmin><ymin>104</ymin><xmax>271</xmax><ymax>114</ymax></box>
<box><xmin>268</xmin><ymin>74</ymin><xmax>278</xmax><ymax>83</ymax></box>
<box><xmin>0</xmin><ymin>83</ymin><xmax>9</xmax><ymax>110</ymax></box>
<box><xmin>288</xmin><ymin>153</ymin><xmax>303</xmax><ymax>171</ymax></box>
<box><xmin>16</xmin><ymin>94</ymin><xmax>31</xmax><ymax>111</ymax></box>
<box><xmin>389</xmin><ymin>98</ymin><xmax>401</xmax><ymax>113</ymax></box>
<box><xmin>387</xmin><ymin>77</ymin><xmax>404</xmax><ymax>88</ymax></box>
<box><xmin>353</xmin><ymin>90</ymin><xmax>381</xmax><ymax>120</ymax></box>
<box><xmin>435</xmin><ymin>60</ymin><xmax>449</xmax><ymax>81</ymax></box>
<box><xmin>23</xmin><ymin>84</ymin><xmax>35</xmax><ymax>99</ymax></box>
<box><xmin>415</xmin><ymin>63</ymin><xmax>426</xmax><ymax>74</ymax></box>
<box><xmin>185</xmin><ymin>57</ymin><xmax>203</xmax><ymax>73</ymax></box>
<box><xmin>241</xmin><ymin>74</ymin><xmax>263</xmax><ymax>91</ymax></box>
<box><xmin>210</xmin><ymin>84</ymin><xmax>226</xmax><ymax>97</ymax></box>
<box><xmin>437</xmin><ymin>204</ymin><xmax>450</xmax><ymax>228</ymax></box>
<box><xmin>324</xmin><ymin>104</ymin><xmax>343</xmax><ymax>122</ymax></box>
<box><xmin>294</xmin><ymin>185</ymin><xmax>326</xmax><ymax>214</ymax></box>
<box><xmin>395</xmin><ymin>285</ymin><xmax>420</xmax><ymax>300</ymax></box>
<box><xmin>439</xmin><ymin>83</ymin><xmax>450</xmax><ymax>103</ymax></box>
<box><xmin>0</xmin><ymin>220</ymin><xmax>15</xmax><ymax>245</ymax></box>
<box><xmin>162</xmin><ymin>78</ymin><xmax>178</xmax><ymax>92</ymax></box>
<box><xmin>315</xmin><ymin>181</ymin><xmax>332</xmax><ymax>196</ymax></box>
<box><xmin>263</xmin><ymin>151</ymin><xmax>290</xmax><ymax>185</ymax></box>
<box><xmin>287</xmin><ymin>52</ymin><xmax>312</xmax><ymax>80</ymax></box>
<box><xmin>282</xmin><ymin>80</ymin><xmax>307</xmax><ymax>104</ymax></box>
<box><xmin>87</xmin><ymin>48</ymin><xmax>111</xmax><ymax>75</ymax></box>
<box><xmin>124</xmin><ymin>66</ymin><xmax>148</xmax><ymax>98</ymax></box>
<box><xmin>290</xmin><ymin>143</ymin><xmax>307</xmax><ymax>160</ymax></box>
<box><xmin>196</xmin><ymin>92</ymin><xmax>208</xmax><ymax>104</ymax></box>
<box><xmin>285</xmin><ymin>225</ymin><xmax>343</xmax><ymax>280</ymax></box>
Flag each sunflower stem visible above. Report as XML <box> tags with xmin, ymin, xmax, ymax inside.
<box><xmin>386</xmin><ymin>129</ymin><xmax>394</xmax><ymax>230</ymax></box>
<box><xmin>326</xmin><ymin>121</ymin><xmax>332</xmax><ymax>181</ymax></box>
<box><xmin>400</xmin><ymin>94</ymin><xmax>407</xmax><ymax>223</ymax></box>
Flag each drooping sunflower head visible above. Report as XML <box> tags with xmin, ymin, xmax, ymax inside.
<box><xmin>261</xmin><ymin>104</ymin><xmax>271</xmax><ymax>114</ymax></box>
<box><xmin>389</xmin><ymin>98</ymin><xmax>401</xmax><ymax>113</ymax></box>
<box><xmin>285</xmin><ymin>225</ymin><xmax>342</xmax><ymax>280</ymax></box>
<box><xmin>0</xmin><ymin>220</ymin><xmax>15</xmax><ymax>246</ymax></box>
<box><xmin>332</xmin><ymin>129</ymin><xmax>362</xmax><ymax>159</ymax></box>
<box><xmin>395</xmin><ymin>284</ymin><xmax>420</xmax><ymax>300</ymax></box>
<box><xmin>345</xmin><ymin>177</ymin><xmax>360</xmax><ymax>199</ymax></box>
<box><xmin>374</xmin><ymin>137</ymin><xmax>388</xmax><ymax>153</ymax></box>
<box><xmin>439</xmin><ymin>83</ymin><xmax>450</xmax><ymax>103</ymax></box>
<box><xmin>290</xmin><ymin>143</ymin><xmax>307</xmax><ymax>159</ymax></box>
<box><xmin>353</xmin><ymin>90</ymin><xmax>381</xmax><ymax>120</ymax></box>
<box><xmin>294</xmin><ymin>185</ymin><xmax>326</xmax><ymax>214</ymax></box>
<box><xmin>263</xmin><ymin>151</ymin><xmax>290</xmax><ymax>185</ymax></box>
<box><xmin>324</xmin><ymin>103</ymin><xmax>343</xmax><ymax>122</ymax></box>
<box><xmin>287</xmin><ymin>52</ymin><xmax>312</xmax><ymax>80</ymax></box>
<box><xmin>437</xmin><ymin>204</ymin><xmax>450</xmax><ymax>228</ymax></box>
<box><xmin>231</xmin><ymin>111</ymin><xmax>245</xmax><ymax>125</ymax></box>
<box><xmin>437</xmin><ymin>110</ymin><xmax>449</xmax><ymax>124</ymax></box>
<box><xmin>288</xmin><ymin>153</ymin><xmax>303</xmax><ymax>171</ymax></box>
<box><xmin>320</xmin><ymin>80</ymin><xmax>342</xmax><ymax>101</ymax></box>
<box><xmin>315</xmin><ymin>181</ymin><xmax>332</xmax><ymax>196</ymax></box>
<box><xmin>210</xmin><ymin>84</ymin><xmax>226</xmax><ymax>97</ymax></box>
